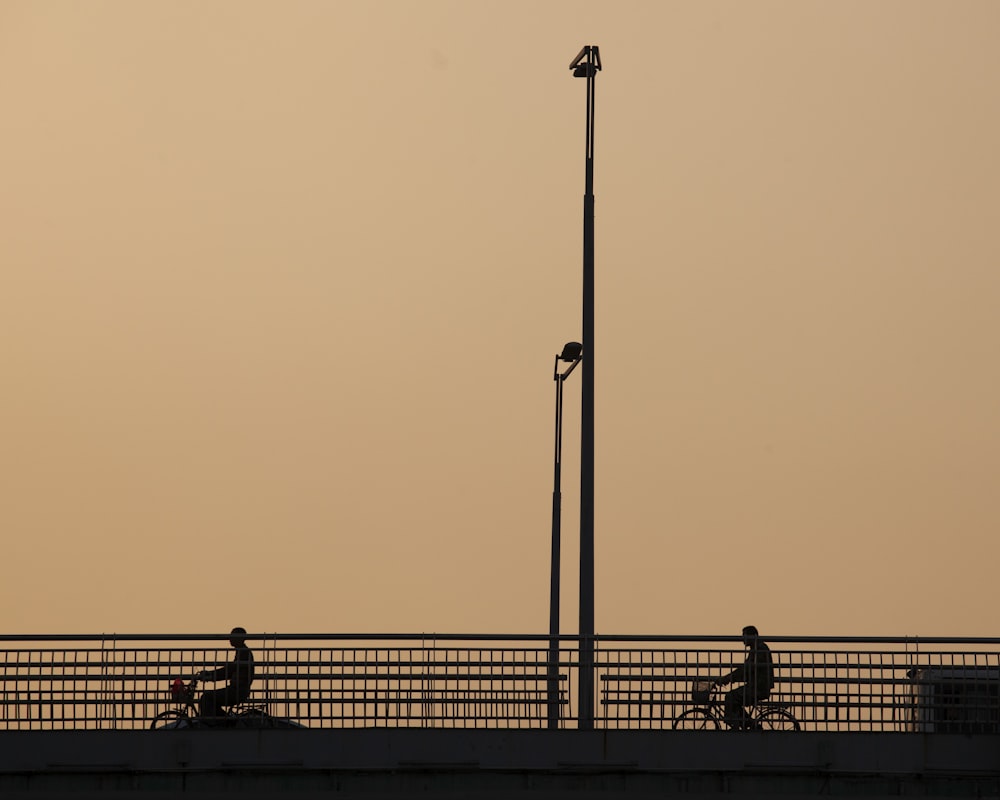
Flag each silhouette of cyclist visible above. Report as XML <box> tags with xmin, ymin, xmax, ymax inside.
<box><xmin>713</xmin><ymin>625</ymin><xmax>774</xmax><ymax>730</ymax></box>
<box><xmin>197</xmin><ymin>627</ymin><xmax>255</xmax><ymax>723</ymax></box>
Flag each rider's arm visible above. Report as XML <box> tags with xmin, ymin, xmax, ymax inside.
<box><xmin>716</xmin><ymin>659</ymin><xmax>748</xmax><ymax>687</ymax></box>
<box><xmin>202</xmin><ymin>654</ymin><xmax>244</xmax><ymax>683</ymax></box>
<box><xmin>198</xmin><ymin>664</ymin><xmax>228</xmax><ymax>682</ymax></box>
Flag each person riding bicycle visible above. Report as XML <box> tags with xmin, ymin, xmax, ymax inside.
<box><xmin>713</xmin><ymin>625</ymin><xmax>774</xmax><ymax>730</ymax></box>
<box><xmin>197</xmin><ymin>627</ymin><xmax>256</xmax><ymax>723</ymax></box>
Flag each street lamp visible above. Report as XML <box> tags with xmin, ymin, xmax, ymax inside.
<box><xmin>569</xmin><ymin>43</ymin><xmax>601</xmax><ymax>730</ymax></box>
<box><xmin>548</xmin><ymin>341</ymin><xmax>583</xmax><ymax>729</ymax></box>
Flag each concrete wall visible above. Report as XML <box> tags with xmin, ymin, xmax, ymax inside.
<box><xmin>1</xmin><ymin>729</ymin><xmax>998</xmax><ymax>798</ymax></box>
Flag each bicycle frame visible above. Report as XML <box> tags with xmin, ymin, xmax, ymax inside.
<box><xmin>673</xmin><ymin>683</ymin><xmax>799</xmax><ymax>731</ymax></box>
<box><xmin>150</xmin><ymin>677</ymin><xmax>293</xmax><ymax>730</ymax></box>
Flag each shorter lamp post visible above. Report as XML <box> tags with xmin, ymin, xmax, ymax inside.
<box><xmin>548</xmin><ymin>341</ymin><xmax>583</xmax><ymax>729</ymax></box>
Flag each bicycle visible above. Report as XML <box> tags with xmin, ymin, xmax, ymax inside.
<box><xmin>149</xmin><ymin>677</ymin><xmax>275</xmax><ymax>730</ymax></box>
<box><xmin>672</xmin><ymin>680</ymin><xmax>800</xmax><ymax>730</ymax></box>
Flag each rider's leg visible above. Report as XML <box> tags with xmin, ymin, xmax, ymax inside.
<box><xmin>723</xmin><ymin>687</ymin><xmax>745</xmax><ymax>729</ymax></box>
<box><xmin>199</xmin><ymin>688</ymin><xmax>228</xmax><ymax>723</ymax></box>
<box><xmin>221</xmin><ymin>685</ymin><xmax>251</xmax><ymax>716</ymax></box>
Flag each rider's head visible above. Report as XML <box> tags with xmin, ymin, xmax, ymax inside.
<box><xmin>742</xmin><ymin>625</ymin><xmax>759</xmax><ymax>645</ymax></box>
<box><xmin>229</xmin><ymin>627</ymin><xmax>248</xmax><ymax>648</ymax></box>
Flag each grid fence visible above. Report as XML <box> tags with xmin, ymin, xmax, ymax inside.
<box><xmin>1</xmin><ymin>634</ymin><xmax>997</xmax><ymax>732</ymax></box>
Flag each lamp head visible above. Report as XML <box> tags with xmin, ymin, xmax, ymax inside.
<box><xmin>560</xmin><ymin>342</ymin><xmax>583</xmax><ymax>362</ymax></box>
<box><xmin>569</xmin><ymin>45</ymin><xmax>602</xmax><ymax>77</ymax></box>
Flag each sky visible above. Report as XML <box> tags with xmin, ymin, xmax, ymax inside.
<box><xmin>2</xmin><ymin>1</ymin><xmax>998</xmax><ymax>639</ymax></box>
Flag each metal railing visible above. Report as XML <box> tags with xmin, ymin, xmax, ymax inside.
<box><xmin>597</xmin><ymin>636</ymin><xmax>1000</xmax><ymax>733</ymax></box>
<box><xmin>2</xmin><ymin>634</ymin><xmax>998</xmax><ymax>732</ymax></box>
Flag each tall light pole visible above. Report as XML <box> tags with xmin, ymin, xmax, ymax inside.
<box><xmin>548</xmin><ymin>341</ymin><xmax>583</xmax><ymax>730</ymax></box>
<box><xmin>569</xmin><ymin>44</ymin><xmax>600</xmax><ymax>730</ymax></box>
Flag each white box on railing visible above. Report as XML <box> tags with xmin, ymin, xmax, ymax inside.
<box><xmin>909</xmin><ymin>667</ymin><xmax>1000</xmax><ymax>734</ymax></box>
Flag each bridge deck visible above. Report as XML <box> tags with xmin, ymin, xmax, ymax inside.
<box><xmin>1</xmin><ymin>729</ymin><xmax>998</xmax><ymax>798</ymax></box>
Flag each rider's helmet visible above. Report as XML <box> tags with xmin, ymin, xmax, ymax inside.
<box><xmin>171</xmin><ymin>677</ymin><xmax>186</xmax><ymax>700</ymax></box>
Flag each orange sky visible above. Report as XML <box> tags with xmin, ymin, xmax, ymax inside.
<box><xmin>2</xmin><ymin>1</ymin><xmax>998</xmax><ymax>638</ymax></box>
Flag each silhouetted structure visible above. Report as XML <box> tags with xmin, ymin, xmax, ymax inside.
<box><xmin>715</xmin><ymin>625</ymin><xmax>775</xmax><ymax>730</ymax></box>
<box><xmin>569</xmin><ymin>42</ymin><xmax>601</xmax><ymax>731</ymax></box>
<box><xmin>198</xmin><ymin>626</ymin><xmax>256</xmax><ymax>722</ymax></box>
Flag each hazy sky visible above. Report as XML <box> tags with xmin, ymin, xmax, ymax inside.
<box><xmin>2</xmin><ymin>1</ymin><xmax>998</xmax><ymax>637</ymax></box>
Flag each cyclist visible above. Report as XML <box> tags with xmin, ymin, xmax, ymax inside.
<box><xmin>197</xmin><ymin>627</ymin><xmax>256</xmax><ymax>723</ymax></box>
<box><xmin>713</xmin><ymin>625</ymin><xmax>774</xmax><ymax>730</ymax></box>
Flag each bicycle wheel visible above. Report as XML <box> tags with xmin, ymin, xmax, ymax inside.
<box><xmin>757</xmin><ymin>707</ymin><xmax>800</xmax><ymax>731</ymax></box>
<box><xmin>150</xmin><ymin>710</ymin><xmax>188</xmax><ymax>730</ymax></box>
<box><xmin>673</xmin><ymin>708</ymin><xmax>720</xmax><ymax>730</ymax></box>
